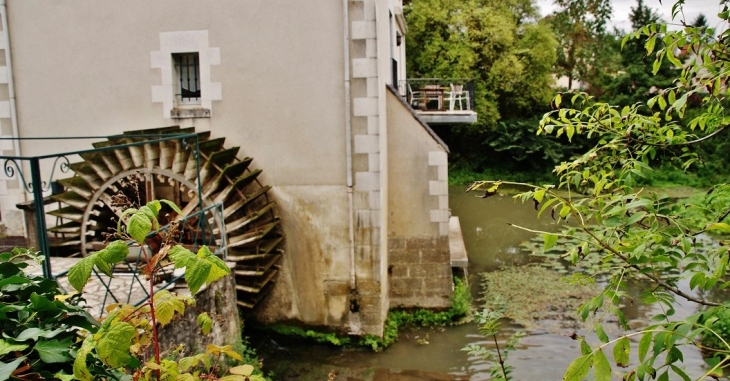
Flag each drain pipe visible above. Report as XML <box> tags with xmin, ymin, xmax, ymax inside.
<box><xmin>0</xmin><ymin>1</ymin><xmax>20</xmax><ymax>167</ymax></box>
<box><xmin>343</xmin><ymin>0</ymin><xmax>357</xmax><ymax>291</ymax></box>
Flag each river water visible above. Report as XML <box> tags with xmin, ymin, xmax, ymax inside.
<box><xmin>252</xmin><ymin>186</ymin><xmax>721</xmax><ymax>380</ymax></box>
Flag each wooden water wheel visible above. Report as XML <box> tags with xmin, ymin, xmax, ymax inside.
<box><xmin>47</xmin><ymin>126</ymin><xmax>283</xmax><ymax>308</ymax></box>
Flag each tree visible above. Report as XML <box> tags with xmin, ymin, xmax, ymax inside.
<box><xmin>549</xmin><ymin>0</ymin><xmax>613</xmax><ymax>90</ymax></box>
<box><xmin>470</xmin><ymin>0</ymin><xmax>730</xmax><ymax>378</ymax></box>
<box><xmin>599</xmin><ymin>0</ymin><xmax>675</xmax><ymax>107</ymax></box>
<box><xmin>405</xmin><ymin>0</ymin><xmax>563</xmax><ymax>174</ymax></box>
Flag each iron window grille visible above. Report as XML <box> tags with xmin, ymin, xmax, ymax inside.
<box><xmin>173</xmin><ymin>53</ymin><xmax>201</xmax><ymax>104</ymax></box>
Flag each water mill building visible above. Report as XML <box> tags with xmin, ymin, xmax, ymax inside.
<box><xmin>0</xmin><ymin>0</ymin><xmax>469</xmax><ymax>336</ymax></box>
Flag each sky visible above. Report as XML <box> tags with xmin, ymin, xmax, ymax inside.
<box><xmin>535</xmin><ymin>0</ymin><xmax>727</xmax><ymax>32</ymax></box>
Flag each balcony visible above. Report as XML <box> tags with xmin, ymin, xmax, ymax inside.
<box><xmin>398</xmin><ymin>78</ymin><xmax>477</xmax><ymax>125</ymax></box>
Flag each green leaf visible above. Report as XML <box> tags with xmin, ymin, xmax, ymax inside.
<box><xmin>613</xmin><ymin>336</ymin><xmax>630</xmax><ymax>367</ymax></box>
<box><xmin>14</xmin><ymin>327</ymin><xmax>64</xmax><ymax>341</ymax></box>
<box><xmin>563</xmin><ymin>354</ymin><xmax>592</xmax><ymax>381</ymax></box>
<box><xmin>645</xmin><ymin>34</ymin><xmax>656</xmax><ymax>53</ymax></box>
<box><xmin>638</xmin><ymin>331</ymin><xmax>652</xmax><ymax>362</ymax></box>
<box><xmin>97</xmin><ymin>240</ymin><xmax>129</xmax><ymax>264</ymax></box>
<box><xmin>197</xmin><ymin>312</ymin><xmax>213</xmax><ymax>336</ymax></box>
<box><xmin>186</xmin><ymin>260</ymin><xmax>212</xmax><ymax>295</ymax></box>
<box><xmin>554</xmin><ymin>93</ymin><xmax>562</xmax><ymax>109</ymax></box>
<box><xmin>34</xmin><ymin>339</ymin><xmax>72</xmax><ymax>363</ymax></box>
<box><xmin>229</xmin><ymin>364</ymin><xmax>255</xmax><ymax>376</ymax></box>
<box><xmin>543</xmin><ymin>234</ymin><xmax>559</xmax><ymax>252</ymax></box>
<box><xmin>0</xmin><ymin>339</ymin><xmax>28</xmax><ymax>356</ymax></box>
<box><xmin>93</xmin><ymin>254</ymin><xmax>113</xmax><ymax>277</ymax></box>
<box><xmin>580</xmin><ymin>339</ymin><xmax>591</xmax><ymax>355</ymax></box>
<box><xmin>67</xmin><ymin>255</ymin><xmax>96</xmax><ymax>292</ymax></box>
<box><xmin>154</xmin><ymin>290</ymin><xmax>186</xmax><ymax>326</ymax></box>
<box><xmin>626</xmin><ymin>211</ymin><xmax>646</xmax><ymax>226</ymax></box>
<box><xmin>706</xmin><ymin>223</ymin><xmax>730</xmax><ymax>233</ymax></box>
<box><xmin>596</xmin><ymin>324</ymin><xmax>609</xmax><ymax>344</ymax></box>
<box><xmin>96</xmin><ymin>322</ymin><xmax>135</xmax><ymax>368</ymax></box>
<box><xmin>197</xmin><ymin>246</ymin><xmax>231</xmax><ymax>284</ymax></box>
<box><xmin>534</xmin><ymin>189</ymin><xmax>546</xmax><ymax>203</ymax></box>
<box><xmin>169</xmin><ymin>245</ymin><xmax>197</xmax><ymax>268</ymax></box>
<box><xmin>593</xmin><ymin>349</ymin><xmax>612</xmax><ymax>381</ymax></box>
<box><xmin>670</xmin><ymin>364</ymin><xmax>691</xmax><ymax>381</ymax></box>
<box><xmin>159</xmin><ymin>199</ymin><xmax>183</xmax><ymax>214</ymax></box>
<box><xmin>127</xmin><ymin>211</ymin><xmax>153</xmax><ymax>244</ymax></box>
<box><xmin>73</xmin><ymin>337</ymin><xmax>95</xmax><ymax>381</ymax></box>
<box><xmin>0</xmin><ymin>356</ymin><xmax>26</xmax><ymax>381</ymax></box>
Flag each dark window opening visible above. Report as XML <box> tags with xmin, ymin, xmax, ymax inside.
<box><xmin>173</xmin><ymin>53</ymin><xmax>200</xmax><ymax>104</ymax></box>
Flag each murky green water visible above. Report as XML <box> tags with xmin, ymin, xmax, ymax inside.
<box><xmin>253</xmin><ymin>186</ymin><xmax>720</xmax><ymax>380</ymax></box>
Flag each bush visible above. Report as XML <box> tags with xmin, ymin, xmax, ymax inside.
<box><xmin>0</xmin><ymin>249</ymin><xmax>119</xmax><ymax>380</ymax></box>
<box><xmin>701</xmin><ymin>307</ymin><xmax>730</xmax><ymax>351</ymax></box>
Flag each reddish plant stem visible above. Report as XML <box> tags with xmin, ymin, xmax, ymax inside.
<box><xmin>142</xmin><ymin>246</ymin><xmax>162</xmax><ymax>380</ymax></box>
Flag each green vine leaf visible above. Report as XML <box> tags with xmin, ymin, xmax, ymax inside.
<box><xmin>0</xmin><ymin>356</ymin><xmax>26</xmax><ymax>381</ymax></box>
<box><xmin>0</xmin><ymin>339</ymin><xmax>28</xmax><ymax>356</ymax></box>
<box><xmin>72</xmin><ymin>330</ymin><xmax>95</xmax><ymax>380</ymax></box>
<box><xmin>96</xmin><ymin>322</ymin><xmax>135</xmax><ymax>368</ymax></box>
<box><xmin>14</xmin><ymin>327</ymin><xmax>64</xmax><ymax>342</ymax></box>
<box><xmin>34</xmin><ymin>339</ymin><xmax>72</xmax><ymax>363</ymax></box>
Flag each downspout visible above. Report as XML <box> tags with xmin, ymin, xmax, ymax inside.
<box><xmin>0</xmin><ymin>0</ymin><xmax>20</xmax><ymax>165</ymax></box>
<box><xmin>343</xmin><ymin>0</ymin><xmax>357</xmax><ymax>291</ymax></box>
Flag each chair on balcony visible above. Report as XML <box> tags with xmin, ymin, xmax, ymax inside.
<box><xmin>407</xmin><ymin>83</ymin><xmax>425</xmax><ymax>110</ymax></box>
<box><xmin>448</xmin><ymin>83</ymin><xmax>470</xmax><ymax>111</ymax></box>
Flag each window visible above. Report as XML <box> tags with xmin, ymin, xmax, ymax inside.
<box><xmin>173</xmin><ymin>53</ymin><xmax>200</xmax><ymax>105</ymax></box>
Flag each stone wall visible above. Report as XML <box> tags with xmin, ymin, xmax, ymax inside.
<box><xmin>388</xmin><ymin>236</ymin><xmax>453</xmax><ymax>309</ymax></box>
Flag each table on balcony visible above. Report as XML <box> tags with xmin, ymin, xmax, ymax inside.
<box><xmin>421</xmin><ymin>85</ymin><xmax>445</xmax><ymax>111</ymax></box>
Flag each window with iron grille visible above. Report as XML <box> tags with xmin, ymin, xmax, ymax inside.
<box><xmin>173</xmin><ymin>53</ymin><xmax>200</xmax><ymax>104</ymax></box>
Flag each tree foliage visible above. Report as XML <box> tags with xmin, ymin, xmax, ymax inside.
<box><xmin>406</xmin><ymin>0</ymin><xmax>565</xmax><ymax>174</ymax></box>
<box><xmin>548</xmin><ymin>0</ymin><xmax>613</xmax><ymax>90</ymax></box>
<box><xmin>470</xmin><ymin>0</ymin><xmax>730</xmax><ymax>378</ymax></box>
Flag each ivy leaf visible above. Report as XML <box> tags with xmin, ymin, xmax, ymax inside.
<box><xmin>0</xmin><ymin>339</ymin><xmax>28</xmax><ymax>356</ymax></box>
<box><xmin>96</xmin><ymin>322</ymin><xmax>135</xmax><ymax>368</ymax></box>
<box><xmin>563</xmin><ymin>354</ymin><xmax>592</xmax><ymax>381</ymax></box>
<box><xmin>127</xmin><ymin>211</ymin><xmax>153</xmax><ymax>244</ymax></box>
<box><xmin>197</xmin><ymin>312</ymin><xmax>213</xmax><ymax>336</ymax></box>
<box><xmin>613</xmin><ymin>336</ymin><xmax>630</xmax><ymax>367</ymax></box>
<box><xmin>14</xmin><ymin>327</ymin><xmax>64</xmax><ymax>341</ymax></box>
<box><xmin>97</xmin><ymin>240</ymin><xmax>129</xmax><ymax>264</ymax></box>
<box><xmin>0</xmin><ymin>357</ymin><xmax>26</xmax><ymax>381</ymax></box>
<box><xmin>67</xmin><ymin>256</ymin><xmax>96</xmax><ymax>292</ymax></box>
<box><xmin>593</xmin><ymin>349</ymin><xmax>612</xmax><ymax>381</ymax></box>
<box><xmin>154</xmin><ymin>290</ymin><xmax>186</xmax><ymax>326</ymax></box>
<box><xmin>34</xmin><ymin>339</ymin><xmax>72</xmax><ymax>363</ymax></box>
<box><xmin>73</xmin><ymin>337</ymin><xmax>94</xmax><ymax>381</ymax></box>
